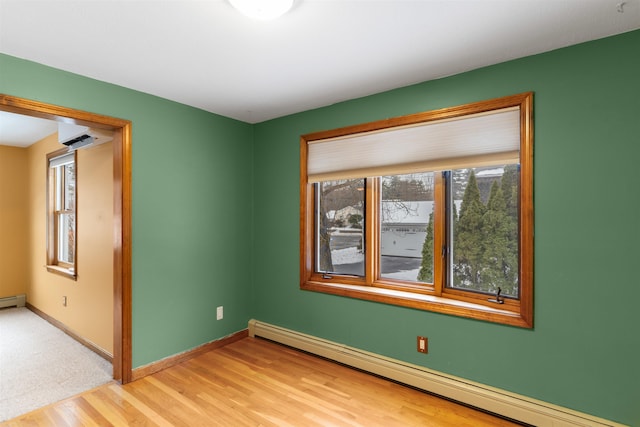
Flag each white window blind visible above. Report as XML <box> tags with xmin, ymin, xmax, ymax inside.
<box><xmin>49</xmin><ymin>152</ymin><xmax>74</xmax><ymax>169</ymax></box>
<box><xmin>307</xmin><ymin>107</ymin><xmax>521</xmax><ymax>183</ymax></box>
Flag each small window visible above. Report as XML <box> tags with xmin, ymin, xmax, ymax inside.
<box><xmin>47</xmin><ymin>149</ymin><xmax>77</xmax><ymax>279</ymax></box>
<box><xmin>300</xmin><ymin>93</ymin><xmax>533</xmax><ymax>327</ymax></box>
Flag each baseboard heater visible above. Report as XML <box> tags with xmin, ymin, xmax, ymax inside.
<box><xmin>248</xmin><ymin>319</ymin><xmax>624</xmax><ymax>427</ymax></box>
<box><xmin>0</xmin><ymin>294</ymin><xmax>26</xmax><ymax>309</ymax></box>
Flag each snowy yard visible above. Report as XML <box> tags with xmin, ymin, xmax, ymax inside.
<box><xmin>332</xmin><ymin>247</ymin><xmax>421</xmax><ymax>282</ymax></box>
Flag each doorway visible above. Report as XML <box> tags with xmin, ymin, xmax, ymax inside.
<box><xmin>0</xmin><ymin>94</ymin><xmax>132</xmax><ymax>383</ymax></box>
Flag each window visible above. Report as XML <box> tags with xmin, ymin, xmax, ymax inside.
<box><xmin>47</xmin><ymin>148</ymin><xmax>77</xmax><ymax>279</ymax></box>
<box><xmin>300</xmin><ymin>93</ymin><xmax>533</xmax><ymax>327</ymax></box>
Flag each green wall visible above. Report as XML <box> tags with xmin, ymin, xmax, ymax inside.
<box><xmin>0</xmin><ymin>54</ymin><xmax>254</xmax><ymax>368</ymax></box>
<box><xmin>252</xmin><ymin>30</ymin><xmax>640</xmax><ymax>425</ymax></box>
<box><xmin>2</xmin><ymin>28</ymin><xmax>638</xmax><ymax>426</ymax></box>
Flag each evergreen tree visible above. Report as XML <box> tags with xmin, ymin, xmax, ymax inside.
<box><xmin>452</xmin><ymin>169</ymin><xmax>470</xmax><ymax>199</ymax></box>
<box><xmin>501</xmin><ymin>165</ymin><xmax>519</xmax><ymax>296</ymax></box>
<box><xmin>480</xmin><ymin>181</ymin><xmax>514</xmax><ymax>294</ymax></box>
<box><xmin>348</xmin><ymin>213</ymin><xmax>363</xmax><ymax>228</ymax></box>
<box><xmin>415</xmin><ymin>166</ymin><xmax>519</xmax><ymax>295</ymax></box>
<box><xmin>501</xmin><ymin>164</ymin><xmax>519</xmax><ymax>219</ymax></box>
<box><xmin>452</xmin><ymin>194</ymin><xmax>459</xmax><ymax>233</ymax></box>
<box><xmin>417</xmin><ymin>212</ymin><xmax>434</xmax><ymax>282</ymax></box>
<box><xmin>453</xmin><ymin>171</ymin><xmax>485</xmax><ymax>287</ymax></box>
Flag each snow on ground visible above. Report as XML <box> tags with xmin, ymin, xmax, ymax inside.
<box><xmin>332</xmin><ymin>247</ymin><xmax>363</xmax><ymax>265</ymax></box>
<box><xmin>332</xmin><ymin>247</ymin><xmax>420</xmax><ymax>282</ymax></box>
<box><xmin>382</xmin><ymin>269</ymin><xmax>420</xmax><ymax>281</ymax></box>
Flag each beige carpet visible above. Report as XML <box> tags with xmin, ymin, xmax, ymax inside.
<box><xmin>0</xmin><ymin>307</ymin><xmax>112</xmax><ymax>422</ymax></box>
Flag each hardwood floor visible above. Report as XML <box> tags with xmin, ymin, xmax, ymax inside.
<box><xmin>2</xmin><ymin>337</ymin><xmax>522</xmax><ymax>426</ymax></box>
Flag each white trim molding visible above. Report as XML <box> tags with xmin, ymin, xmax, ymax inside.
<box><xmin>248</xmin><ymin>319</ymin><xmax>625</xmax><ymax>427</ymax></box>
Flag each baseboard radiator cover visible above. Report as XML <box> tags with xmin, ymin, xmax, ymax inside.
<box><xmin>248</xmin><ymin>319</ymin><xmax>625</xmax><ymax>427</ymax></box>
<box><xmin>0</xmin><ymin>294</ymin><xmax>26</xmax><ymax>309</ymax></box>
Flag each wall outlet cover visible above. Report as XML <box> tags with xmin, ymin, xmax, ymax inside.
<box><xmin>417</xmin><ymin>336</ymin><xmax>428</xmax><ymax>353</ymax></box>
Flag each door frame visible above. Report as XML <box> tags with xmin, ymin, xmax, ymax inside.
<box><xmin>0</xmin><ymin>94</ymin><xmax>133</xmax><ymax>383</ymax></box>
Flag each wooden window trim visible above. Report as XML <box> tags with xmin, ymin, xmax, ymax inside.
<box><xmin>300</xmin><ymin>93</ymin><xmax>534</xmax><ymax>328</ymax></box>
<box><xmin>1</xmin><ymin>94</ymin><xmax>133</xmax><ymax>383</ymax></box>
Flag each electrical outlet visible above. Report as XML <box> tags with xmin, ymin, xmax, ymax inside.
<box><xmin>216</xmin><ymin>306</ymin><xmax>223</xmax><ymax>320</ymax></box>
<box><xmin>417</xmin><ymin>336</ymin><xmax>428</xmax><ymax>354</ymax></box>
<box><xmin>62</xmin><ymin>296</ymin><xmax>67</xmax><ymax>307</ymax></box>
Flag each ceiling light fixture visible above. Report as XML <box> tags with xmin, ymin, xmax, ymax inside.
<box><xmin>229</xmin><ymin>0</ymin><xmax>295</xmax><ymax>20</ymax></box>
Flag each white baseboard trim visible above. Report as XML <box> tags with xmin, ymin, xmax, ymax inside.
<box><xmin>248</xmin><ymin>319</ymin><xmax>625</xmax><ymax>427</ymax></box>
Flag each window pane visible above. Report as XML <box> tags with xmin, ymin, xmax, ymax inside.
<box><xmin>58</xmin><ymin>212</ymin><xmax>75</xmax><ymax>264</ymax></box>
<box><xmin>55</xmin><ymin>167</ymin><xmax>63</xmax><ymax>210</ymax></box>
<box><xmin>449</xmin><ymin>165</ymin><xmax>519</xmax><ymax>298</ymax></box>
<box><xmin>64</xmin><ymin>163</ymin><xmax>75</xmax><ymax>210</ymax></box>
<box><xmin>316</xmin><ymin>179</ymin><xmax>365</xmax><ymax>276</ymax></box>
<box><xmin>380</xmin><ymin>173</ymin><xmax>434</xmax><ymax>283</ymax></box>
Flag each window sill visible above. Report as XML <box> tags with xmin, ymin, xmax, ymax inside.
<box><xmin>46</xmin><ymin>265</ymin><xmax>77</xmax><ymax>280</ymax></box>
<box><xmin>301</xmin><ymin>280</ymin><xmax>531</xmax><ymax>328</ymax></box>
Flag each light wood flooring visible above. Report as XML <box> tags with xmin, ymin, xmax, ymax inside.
<box><xmin>2</xmin><ymin>337</ymin><xmax>522</xmax><ymax>426</ymax></box>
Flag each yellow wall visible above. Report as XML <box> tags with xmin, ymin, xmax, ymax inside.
<box><xmin>0</xmin><ymin>145</ymin><xmax>29</xmax><ymax>299</ymax></box>
<box><xmin>26</xmin><ymin>134</ymin><xmax>114</xmax><ymax>354</ymax></box>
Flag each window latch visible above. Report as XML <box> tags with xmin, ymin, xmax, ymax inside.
<box><xmin>488</xmin><ymin>287</ymin><xmax>504</xmax><ymax>304</ymax></box>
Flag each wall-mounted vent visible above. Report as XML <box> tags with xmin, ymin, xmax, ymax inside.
<box><xmin>58</xmin><ymin>123</ymin><xmax>113</xmax><ymax>150</ymax></box>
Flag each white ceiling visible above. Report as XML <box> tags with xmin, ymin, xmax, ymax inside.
<box><xmin>0</xmin><ymin>111</ymin><xmax>58</xmax><ymax>147</ymax></box>
<box><xmin>0</xmin><ymin>0</ymin><xmax>639</xmax><ymax>145</ymax></box>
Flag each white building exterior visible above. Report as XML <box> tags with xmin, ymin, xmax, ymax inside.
<box><xmin>380</xmin><ymin>201</ymin><xmax>432</xmax><ymax>258</ymax></box>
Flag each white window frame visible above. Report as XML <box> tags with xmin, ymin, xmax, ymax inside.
<box><xmin>46</xmin><ymin>148</ymin><xmax>77</xmax><ymax>279</ymax></box>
